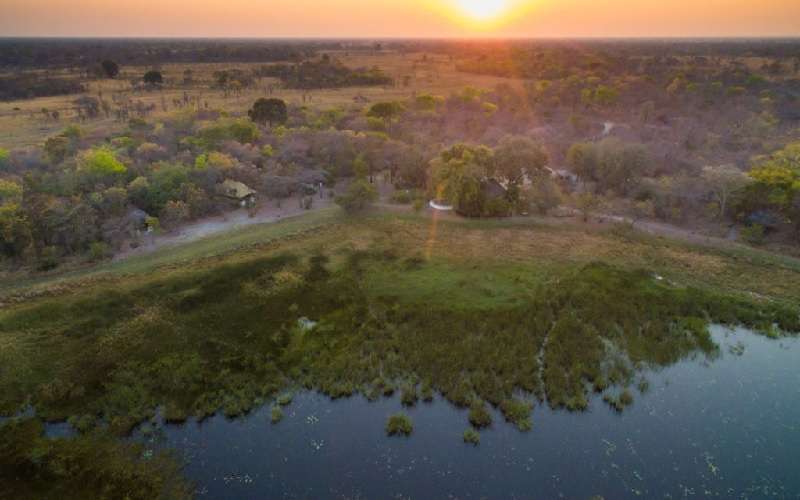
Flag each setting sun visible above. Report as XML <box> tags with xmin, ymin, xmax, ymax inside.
<box><xmin>452</xmin><ymin>0</ymin><xmax>512</xmax><ymax>20</ymax></box>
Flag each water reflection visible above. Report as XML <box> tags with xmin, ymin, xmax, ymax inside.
<box><xmin>136</xmin><ymin>326</ymin><xmax>800</xmax><ymax>498</ymax></box>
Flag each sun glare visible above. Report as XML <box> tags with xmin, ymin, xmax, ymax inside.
<box><xmin>453</xmin><ymin>0</ymin><xmax>512</xmax><ymax>21</ymax></box>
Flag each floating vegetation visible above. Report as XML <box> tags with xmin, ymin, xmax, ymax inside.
<box><xmin>463</xmin><ymin>428</ymin><xmax>480</xmax><ymax>445</ymax></box>
<box><xmin>729</xmin><ymin>342</ymin><xmax>746</xmax><ymax>356</ymax></box>
<box><xmin>386</xmin><ymin>414</ymin><xmax>413</xmax><ymax>436</ymax></box>
<box><xmin>270</xmin><ymin>406</ymin><xmax>283</xmax><ymax>424</ymax></box>
<box><xmin>603</xmin><ymin>390</ymin><xmax>634</xmax><ymax>413</ymax></box>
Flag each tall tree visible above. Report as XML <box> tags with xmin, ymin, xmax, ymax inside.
<box><xmin>701</xmin><ymin>165</ymin><xmax>749</xmax><ymax>219</ymax></box>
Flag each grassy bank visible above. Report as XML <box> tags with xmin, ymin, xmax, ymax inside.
<box><xmin>1</xmin><ymin>209</ymin><xmax>799</xmax><ymax>497</ymax></box>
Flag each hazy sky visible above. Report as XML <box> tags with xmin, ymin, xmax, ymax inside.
<box><xmin>2</xmin><ymin>0</ymin><xmax>799</xmax><ymax>38</ymax></box>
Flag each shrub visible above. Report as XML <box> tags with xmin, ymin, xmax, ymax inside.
<box><xmin>88</xmin><ymin>242</ymin><xmax>112</xmax><ymax>262</ymax></box>
<box><xmin>386</xmin><ymin>414</ymin><xmax>413</xmax><ymax>436</ymax></box>
<box><xmin>76</xmin><ymin>147</ymin><xmax>127</xmax><ymax>187</ymax></box>
<box><xmin>37</xmin><ymin>245</ymin><xmax>61</xmax><ymax>271</ymax></box>
<box><xmin>740</xmin><ymin>224</ymin><xmax>765</xmax><ymax>245</ymax></box>
<box><xmin>0</xmin><ymin>147</ymin><xmax>9</xmax><ymax>170</ymax></box>
<box><xmin>336</xmin><ymin>179</ymin><xmax>378</xmax><ymax>213</ymax></box>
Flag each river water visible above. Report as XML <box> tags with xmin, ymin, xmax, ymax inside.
<box><xmin>136</xmin><ymin>326</ymin><xmax>800</xmax><ymax>499</ymax></box>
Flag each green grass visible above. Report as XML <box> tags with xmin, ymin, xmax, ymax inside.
<box><xmin>0</xmin><ymin>208</ymin><xmax>341</xmax><ymax>298</ymax></box>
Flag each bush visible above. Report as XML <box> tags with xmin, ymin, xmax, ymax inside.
<box><xmin>386</xmin><ymin>414</ymin><xmax>413</xmax><ymax>436</ymax></box>
<box><xmin>390</xmin><ymin>189</ymin><xmax>421</xmax><ymax>204</ymax></box>
<box><xmin>740</xmin><ymin>224</ymin><xmax>765</xmax><ymax>245</ymax></box>
<box><xmin>76</xmin><ymin>147</ymin><xmax>127</xmax><ymax>187</ymax></box>
<box><xmin>336</xmin><ymin>179</ymin><xmax>378</xmax><ymax>213</ymax></box>
<box><xmin>88</xmin><ymin>242</ymin><xmax>112</xmax><ymax>262</ymax></box>
<box><xmin>0</xmin><ymin>147</ymin><xmax>9</xmax><ymax>170</ymax></box>
<box><xmin>37</xmin><ymin>246</ymin><xmax>61</xmax><ymax>271</ymax></box>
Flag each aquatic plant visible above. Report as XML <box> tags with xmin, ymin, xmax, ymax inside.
<box><xmin>420</xmin><ymin>382</ymin><xmax>434</xmax><ymax>402</ymax></box>
<box><xmin>499</xmin><ymin>398</ymin><xmax>533</xmax><ymax>431</ymax></box>
<box><xmin>619</xmin><ymin>389</ymin><xmax>634</xmax><ymax>407</ymax></box>
<box><xmin>0</xmin><ymin>418</ymin><xmax>191</xmax><ymax>499</ymax></box>
<box><xmin>270</xmin><ymin>406</ymin><xmax>283</xmax><ymax>424</ymax></box>
<box><xmin>468</xmin><ymin>400</ymin><xmax>492</xmax><ymax>428</ymax></box>
<box><xmin>277</xmin><ymin>393</ymin><xmax>294</xmax><ymax>406</ymax></box>
<box><xmin>463</xmin><ymin>428</ymin><xmax>480</xmax><ymax>445</ymax></box>
<box><xmin>401</xmin><ymin>385</ymin><xmax>418</xmax><ymax>407</ymax></box>
<box><xmin>386</xmin><ymin>414</ymin><xmax>413</xmax><ymax>436</ymax></box>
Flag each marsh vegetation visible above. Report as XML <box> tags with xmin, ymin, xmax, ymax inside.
<box><xmin>1</xmin><ymin>210</ymin><xmax>798</xmax><ymax>495</ymax></box>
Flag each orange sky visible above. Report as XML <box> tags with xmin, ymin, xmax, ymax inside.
<box><xmin>2</xmin><ymin>0</ymin><xmax>799</xmax><ymax>38</ymax></box>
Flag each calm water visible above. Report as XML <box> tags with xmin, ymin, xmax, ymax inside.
<box><xmin>136</xmin><ymin>326</ymin><xmax>800</xmax><ymax>499</ymax></box>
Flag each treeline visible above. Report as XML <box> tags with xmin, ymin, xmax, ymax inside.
<box><xmin>256</xmin><ymin>57</ymin><xmax>393</xmax><ymax>89</ymax></box>
<box><xmin>0</xmin><ymin>39</ymin><xmax>326</xmax><ymax>69</ymax></box>
<box><xmin>0</xmin><ymin>74</ymin><xmax>85</xmax><ymax>101</ymax></box>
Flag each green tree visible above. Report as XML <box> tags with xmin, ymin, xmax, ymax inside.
<box><xmin>494</xmin><ymin>136</ymin><xmax>549</xmax><ymax>194</ymax></box>
<box><xmin>527</xmin><ymin>176</ymin><xmax>563</xmax><ymax>215</ymax></box>
<box><xmin>367</xmin><ymin>101</ymin><xmax>405</xmax><ymax>120</ymax></box>
<box><xmin>76</xmin><ymin>148</ymin><xmax>127</xmax><ymax>187</ymax></box>
<box><xmin>0</xmin><ymin>179</ymin><xmax>23</xmax><ymax>204</ymax></box>
<box><xmin>745</xmin><ymin>142</ymin><xmax>800</xmax><ymax>236</ymax></box>
<box><xmin>44</xmin><ymin>136</ymin><xmax>71</xmax><ymax>164</ymax></box>
<box><xmin>429</xmin><ymin>144</ymin><xmax>495</xmax><ymax>217</ymax></box>
<box><xmin>566</xmin><ymin>142</ymin><xmax>598</xmax><ymax>184</ymax></box>
<box><xmin>248</xmin><ymin>98</ymin><xmax>288</xmax><ymax>127</ymax></box>
<box><xmin>0</xmin><ymin>203</ymin><xmax>32</xmax><ymax>258</ymax></box>
<box><xmin>143</xmin><ymin>70</ymin><xmax>163</xmax><ymax>87</ymax></box>
<box><xmin>701</xmin><ymin>165</ymin><xmax>750</xmax><ymax>219</ymax></box>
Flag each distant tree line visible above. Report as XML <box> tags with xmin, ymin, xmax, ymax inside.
<box><xmin>256</xmin><ymin>57</ymin><xmax>393</xmax><ymax>90</ymax></box>
<box><xmin>0</xmin><ymin>75</ymin><xmax>85</xmax><ymax>101</ymax></box>
<box><xmin>0</xmin><ymin>39</ymin><xmax>325</xmax><ymax>69</ymax></box>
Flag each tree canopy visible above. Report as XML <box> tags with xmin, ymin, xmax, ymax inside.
<box><xmin>248</xmin><ymin>98</ymin><xmax>288</xmax><ymax>127</ymax></box>
<box><xmin>143</xmin><ymin>70</ymin><xmax>163</xmax><ymax>87</ymax></box>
